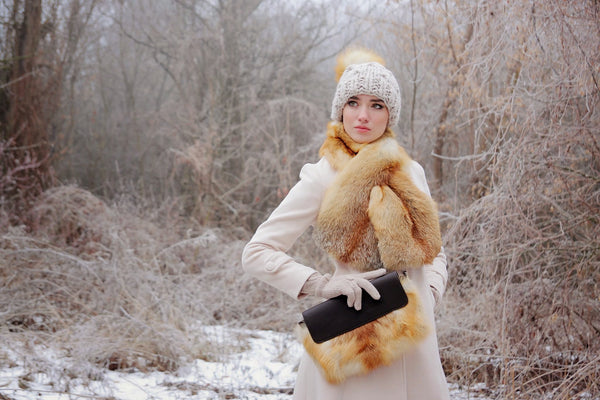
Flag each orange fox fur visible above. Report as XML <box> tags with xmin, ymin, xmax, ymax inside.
<box><xmin>304</xmin><ymin>122</ymin><xmax>441</xmax><ymax>384</ymax></box>
<box><xmin>298</xmin><ymin>275</ymin><xmax>430</xmax><ymax>384</ymax></box>
<box><xmin>314</xmin><ymin>122</ymin><xmax>442</xmax><ymax>272</ymax></box>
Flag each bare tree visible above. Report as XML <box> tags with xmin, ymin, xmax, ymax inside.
<box><xmin>1</xmin><ymin>0</ymin><xmax>54</xmax><ymax>219</ymax></box>
<box><xmin>57</xmin><ymin>0</ymin><xmax>356</xmax><ymax>229</ymax></box>
<box><xmin>1</xmin><ymin>0</ymin><xmax>98</xmax><ymax>221</ymax></box>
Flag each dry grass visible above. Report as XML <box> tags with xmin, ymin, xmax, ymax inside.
<box><xmin>437</xmin><ymin>123</ymin><xmax>600</xmax><ymax>398</ymax></box>
<box><xmin>2</xmin><ymin>183</ymin><xmax>598</xmax><ymax>399</ymax></box>
<box><xmin>1</xmin><ymin>165</ymin><xmax>599</xmax><ymax>399</ymax></box>
<box><xmin>0</xmin><ymin>185</ymin><xmax>304</xmax><ymax>374</ymax></box>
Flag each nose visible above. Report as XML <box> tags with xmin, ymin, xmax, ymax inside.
<box><xmin>357</xmin><ymin>105</ymin><xmax>369</xmax><ymax>122</ymax></box>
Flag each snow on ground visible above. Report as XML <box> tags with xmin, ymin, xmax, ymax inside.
<box><xmin>0</xmin><ymin>326</ymin><xmax>492</xmax><ymax>400</ymax></box>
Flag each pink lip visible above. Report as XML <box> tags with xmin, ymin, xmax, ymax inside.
<box><xmin>355</xmin><ymin>125</ymin><xmax>370</xmax><ymax>132</ymax></box>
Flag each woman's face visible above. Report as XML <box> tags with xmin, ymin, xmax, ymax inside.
<box><xmin>342</xmin><ymin>94</ymin><xmax>389</xmax><ymax>144</ymax></box>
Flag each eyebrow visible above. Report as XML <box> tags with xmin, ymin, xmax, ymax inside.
<box><xmin>348</xmin><ymin>96</ymin><xmax>385</xmax><ymax>104</ymax></box>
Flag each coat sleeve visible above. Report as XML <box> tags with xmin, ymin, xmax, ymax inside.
<box><xmin>407</xmin><ymin>160</ymin><xmax>449</xmax><ymax>307</ymax></box>
<box><xmin>241</xmin><ymin>158</ymin><xmax>335</xmax><ymax>299</ymax></box>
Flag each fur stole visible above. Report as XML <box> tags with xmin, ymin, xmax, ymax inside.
<box><xmin>298</xmin><ymin>122</ymin><xmax>441</xmax><ymax>384</ymax></box>
<box><xmin>314</xmin><ymin>121</ymin><xmax>442</xmax><ymax>272</ymax></box>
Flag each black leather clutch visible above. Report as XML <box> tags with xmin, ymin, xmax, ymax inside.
<box><xmin>300</xmin><ymin>271</ymin><xmax>409</xmax><ymax>344</ymax></box>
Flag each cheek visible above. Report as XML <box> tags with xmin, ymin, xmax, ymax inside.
<box><xmin>380</xmin><ymin>110</ymin><xmax>390</xmax><ymax>126</ymax></box>
<box><xmin>341</xmin><ymin>107</ymin><xmax>355</xmax><ymax>127</ymax></box>
<box><xmin>341</xmin><ymin>106</ymin><xmax>352</xmax><ymax>121</ymax></box>
<box><xmin>342</xmin><ymin>118</ymin><xmax>351</xmax><ymax>134</ymax></box>
<box><xmin>374</xmin><ymin>112</ymin><xmax>389</xmax><ymax>128</ymax></box>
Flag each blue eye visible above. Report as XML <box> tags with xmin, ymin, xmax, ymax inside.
<box><xmin>372</xmin><ymin>103</ymin><xmax>385</xmax><ymax>110</ymax></box>
<box><xmin>347</xmin><ymin>100</ymin><xmax>358</xmax><ymax>107</ymax></box>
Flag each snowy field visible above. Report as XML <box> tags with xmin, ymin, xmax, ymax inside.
<box><xmin>0</xmin><ymin>325</ymin><xmax>492</xmax><ymax>400</ymax></box>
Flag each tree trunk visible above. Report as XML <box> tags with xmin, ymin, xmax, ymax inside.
<box><xmin>2</xmin><ymin>0</ymin><xmax>55</xmax><ymax>219</ymax></box>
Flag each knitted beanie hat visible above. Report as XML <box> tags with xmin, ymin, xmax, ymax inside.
<box><xmin>331</xmin><ymin>62</ymin><xmax>401</xmax><ymax>127</ymax></box>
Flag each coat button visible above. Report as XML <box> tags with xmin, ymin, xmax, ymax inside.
<box><xmin>265</xmin><ymin>261</ymin><xmax>277</xmax><ymax>272</ymax></box>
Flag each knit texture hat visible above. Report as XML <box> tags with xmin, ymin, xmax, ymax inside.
<box><xmin>331</xmin><ymin>62</ymin><xmax>401</xmax><ymax>127</ymax></box>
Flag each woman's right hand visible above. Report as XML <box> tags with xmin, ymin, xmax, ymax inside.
<box><xmin>302</xmin><ymin>269</ymin><xmax>387</xmax><ymax>310</ymax></box>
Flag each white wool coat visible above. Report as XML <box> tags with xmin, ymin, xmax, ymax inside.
<box><xmin>242</xmin><ymin>157</ymin><xmax>450</xmax><ymax>400</ymax></box>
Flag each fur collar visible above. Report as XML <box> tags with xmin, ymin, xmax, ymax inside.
<box><xmin>318</xmin><ymin>121</ymin><xmax>396</xmax><ymax>169</ymax></box>
<box><xmin>314</xmin><ymin>122</ymin><xmax>442</xmax><ymax>271</ymax></box>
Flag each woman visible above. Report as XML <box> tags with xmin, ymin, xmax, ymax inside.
<box><xmin>242</xmin><ymin>49</ymin><xmax>450</xmax><ymax>400</ymax></box>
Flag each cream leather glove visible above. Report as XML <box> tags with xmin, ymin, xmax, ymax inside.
<box><xmin>301</xmin><ymin>268</ymin><xmax>387</xmax><ymax>310</ymax></box>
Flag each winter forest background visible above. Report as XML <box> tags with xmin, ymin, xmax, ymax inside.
<box><xmin>1</xmin><ymin>0</ymin><xmax>599</xmax><ymax>399</ymax></box>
